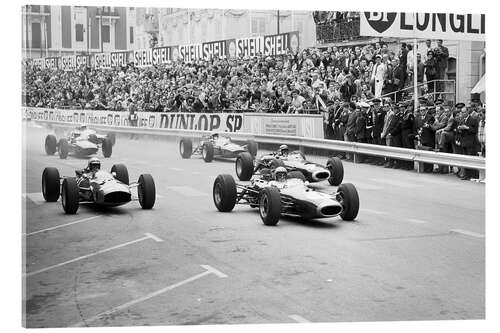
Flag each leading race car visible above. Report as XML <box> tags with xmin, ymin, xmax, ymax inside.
<box><xmin>179</xmin><ymin>133</ymin><xmax>258</xmax><ymax>162</ymax></box>
<box><xmin>44</xmin><ymin>125</ymin><xmax>116</xmax><ymax>159</ymax></box>
<box><xmin>213</xmin><ymin>167</ymin><xmax>359</xmax><ymax>226</ymax></box>
<box><xmin>41</xmin><ymin>158</ymin><xmax>155</xmax><ymax>214</ymax></box>
<box><xmin>235</xmin><ymin>145</ymin><xmax>344</xmax><ymax>186</ymax></box>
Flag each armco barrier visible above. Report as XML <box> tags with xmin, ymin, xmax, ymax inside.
<box><xmin>29</xmin><ymin>118</ymin><xmax>485</xmax><ymax>176</ymax></box>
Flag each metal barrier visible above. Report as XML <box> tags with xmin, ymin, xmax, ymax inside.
<box><xmin>30</xmin><ymin>119</ymin><xmax>485</xmax><ymax>174</ymax></box>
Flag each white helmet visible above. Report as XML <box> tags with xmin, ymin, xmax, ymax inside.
<box><xmin>275</xmin><ymin>166</ymin><xmax>287</xmax><ymax>182</ymax></box>
<box><xmin>88</xmin><ymin>157</ymin><xmax>101</xmax><ymax>172</ymax></box>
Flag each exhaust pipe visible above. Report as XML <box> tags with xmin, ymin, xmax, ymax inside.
<box><xmin>316</xmin><ymin>201</ymin><xmax>342</xmax><ymax>217</ymax></box>
<box><xmin>312</xmin><ymin>170</ymin><xmax>331</xmax><ymax>181</ymax></box>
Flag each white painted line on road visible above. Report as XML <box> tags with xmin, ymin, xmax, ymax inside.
<box><xmin>71</xmin><ymin>264</ymin><xmax>228</xmax><ymax>327</ymax></box>
<box><xmin>407</xmin><ymin>218</ymin><xmax>428</xmax><ymax>224</ymax></box>
<box><xmin>166</xmin><ymin>186</ymin><xmax>208</xmax><ymax>197</ymax></box>
<box><xmin>23</xmin><ymin>233</ymin><xmax>162</xmax><ymax>278</ymax></box>
<box><xmin>361</xmin><ymin>208</ymin><xmax>388</xmax><ymax>215</ymax></box>
<box><xmin>288</xmin><ymin>314</ymin><xmax>311</xmax><ymax>323</ymax></box>
<box><xmin>24</xmin><ymin>215</ymin><xmax>102</xmax><ymax>236</ymax></box>
<box><xmin>144</xmin><ymin>232</ymin><xmax>164</xmax><ymax>242</ymax></box>
<box><xmin>22</xmin><ymin>192</ymin><xmax>46</xmax><ymax>205</ymax></box>
<box><xmin>370</xmin><ymin>178</ymin><xmax>423</xmax><ymax>188</ymax></box>
<box><xmin>450</xmin><ymin>229</ymin><xmax>485</xmax><ymax>239</ymax></box>
<box><xmin>169</xmin><ymin>167</ymin><xmax>183</xmax><ymax>171</ymax></box>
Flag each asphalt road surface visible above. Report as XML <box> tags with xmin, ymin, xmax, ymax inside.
<box><xmin>22</xmin><ymin>121</ymin><xmax>485</xmax><ymax>327</ymax></box>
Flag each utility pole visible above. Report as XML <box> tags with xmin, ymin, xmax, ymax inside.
<box><xmin>100</xmin><ymin>6</ymin><xmax>103</xmax><ymax>53</ymax></box>
<box><xmin>86</xmin><ymin>7</ymin><xmax>89</xmax><ymax>55</ymax></box>
<box><xmin>277</xmin><ymin>10</ymin><xmax>280</xmax><ymax>34</ymax></box>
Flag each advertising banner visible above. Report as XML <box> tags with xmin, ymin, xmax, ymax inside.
<box><xmin>202</xmin><ymin>40</ymin><xmax>228</xmax><ymax>60</ymax></box>
<box><xmin>93</xmin><ymin>52</ymin><xmax>128</xmax><ymax>69</ymax></box>
<box><xmin>59</xmin><ymin>56</ymin><xmax>77</xmax><ymax>71</ymax></box>
<box><xmin>235</xmin><ymin>36</ymin><xmax>264</xmax><ymax>58</ymax></box>
<box><xmin>178</xmin><ymin>44</ymin><xmax>203</xmax><ymax>62</ymax></box>
<box><xmin>360</xmin><ymin>12</ymin><xmax>485</xmax><ymax>41</ymax></box>
<box><xmin>133</xmin><ymin>47</ymin><xmax>172</xmax><ymax>67</ymax></box>
<box><xmin>263</xmin><ymin>31</ymin><xmax>300</xmax><ymax>56</ymax></box>
<box><xmin>243</xmin><ymin>113</ymin><xmax>324</xmax><ymax>138</ymax></box>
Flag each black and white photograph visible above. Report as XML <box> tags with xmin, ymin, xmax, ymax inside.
<box><xmin>11</xmin><ymin>0</ymin><xmax>493</xmax><ymax>331</ymax></box>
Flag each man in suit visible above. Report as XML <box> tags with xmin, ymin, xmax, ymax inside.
<box><xmin>434</xmin><ymin>39</ymin><xmax>449</xmax><ymax>92</ymax></box>
<box><xmin>457</xmin><ymin>106</ymin><xmax>480</xmax><ymax>180</ymax></box>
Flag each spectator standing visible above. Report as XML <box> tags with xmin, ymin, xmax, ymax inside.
<box><xmin>457</xmin><ymin>106</ymin><xmax>480</xmax><ymax>180</ymax></box>
<box><xmin>424</xmin><ymin>51</ymin><xmax>439</xmax><ymax>97</ymax></box>
<box><xmin>434</xmin><ymin>39</ymin><xmax>449</xmax><ymax>92</ymax></box>
<box><xmin>370</xmin><ymin>55</ymin><xmax>386</xmax><ymax>98</ymax></box>
<box><xmin>400</xmin><ymin>103</ymin><xmax>416</xmax><ymax>170</ymax></box>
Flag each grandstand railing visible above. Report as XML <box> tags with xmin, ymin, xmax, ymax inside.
<box><xmin>316</xmin><ymin>17</ymin><xmax>363</xmax><ymax>44</ymax></box>
<box><xmin>371</xmin><ymin>79</ymin><xmax>456</xmax><ymax>105</ymax></box>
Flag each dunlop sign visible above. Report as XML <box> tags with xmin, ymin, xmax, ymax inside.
<box><xmin>360</xmin><ymin>12</ymin><xmax>485</xmax><ymax>41</ymax></box>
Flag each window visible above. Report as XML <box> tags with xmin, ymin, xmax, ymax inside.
<box><xmin>102</xmin><ymin>25</ymin><xmax>110</xmax><ymax>43</ymax></box>
<box><xmin>31</xmin><ymin>22</ymin><xmax>41</xmax><ymax>48</ymax></box>
<box><xmin>75</xmin><ymin>24</ymin><xmax>84</xmax><ymax>42</ymax></box>
<box><xmin>129</xmin><ymin>27</ymin><xmax>134</xmax><ymax>44</ymax></box>
<box><xmin>251</xmin><ymin>17</ymin><xmax>265</xmax><ymax>34</ymax></box>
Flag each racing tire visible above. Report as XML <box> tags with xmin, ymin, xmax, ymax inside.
<box><xmin>61</xmin><ymin>177</ymin><xmax>79</xmax><ymax>214</ymax></box>
<box><xmin>202</xmin><ymin>142</ymin><xmax>214</xmax><ymax>162</ymax></box>
<box><xmin>44</xmin><ymin>135</ymin><xmax>57</xmax><ymax>155</ymax></box>
<box><xmin>246</xmin><ymin>140</ymin><xmax>258</xmax><ymax>158</ymax></box>
<box><xmin>236</xmin><ymin>152</ymin><xmax>254</xmax><ymax>181</ymax></box>
<box><xmin>102</xmin><ymin>138</ymin><xmax>113</xmax><ymax>158</ymax></box>
<box><xmin>287</xmin><ymin>171</ymin><xmax>306</xmax><ymax>181</ymax></box>
<box><xmin>291</xmin><ymin>150</ymin><xmax>306</xmax><ymax>160</ymax></box>
<box><xmin>107</xmin><ymin>133</ymin><xmax>116</xmax><ymax>146</ymax></box>
<box><xmin>213</xmin><ymin>174</ymin><xmax>237</xmax><ymax>212</ymax></box>
<box><xmin>42</xmin><ymin>167</ymin><xmax>60</xmax><ymax>202</ymax></box>
<box><xmin>270</xmin><ymin>158</ymin><xmax>285</xmax><ymax>169</ymax></box>
<box><xmin>138</xmin><ymin>174</ymin><xmax>156</xmax><ymax>209</ymax></box>
<box><xmin>88</xmin><ymin>134</ymin><xmax>99</xmax><ymax>144</ymax></box>
<box><xmin>259</xmin><ymin>187</ymin><xmax>281</xmax><ymax>226</ymax></box>
<box><xmin>58</xmin><ymin>138</ymin><xmax>69</xmax><ymax>159</ymax></box>
<box><xmin>179</xmin><ymin>138</ymin><xmax>193</xmax><ymax>159</ymax></box>
<box><xmin>338</xmin><ymin>183</ymin><xmax>359</xmax><ymax>221</ymax></box>
<box><xmin>327</xmin><ymin>157</ymin><xmax>344</xmax><ymax>186</ymax></box>
<box><xmin>111</xmin><ymin>164</ymin><xmax>129</xmax><ymax>185</ymax></box>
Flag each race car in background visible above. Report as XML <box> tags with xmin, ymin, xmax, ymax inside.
<box><xmin>235</xmin><ymin>146</ymin><xmax>344</xmax><ymax>186</ymax></box>
<box><xmin>179</xmin><ymin>133</ymin><xmax>258</xmax><ymax>162</ymax></box>
<box><xmin>41</xmin><ymin>163</ymin><xmax>155</xmax><ymax>214</ymax></box>
<box><xmin>212</xmin><ymin>170</ymin><xmax>359</xmax><ymax>226</ymax></box>
<box><xmin>44</xmin><ymin>125</ymin><xmax>116</xmax><ymax>159</ymax></box>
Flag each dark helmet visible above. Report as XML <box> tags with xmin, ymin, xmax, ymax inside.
<box><xmin>87</xmin><ymin>157</ymin><xmax>101</xmax><ymax>172</ymax></box>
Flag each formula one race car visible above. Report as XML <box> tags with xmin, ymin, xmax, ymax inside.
<box><xmin>179</xmin><ymin>133</ymin><xmax>258</xmax><ymax>162</ymax></box>
<box><xmin>235</xmin><ymin>145</ymin><xmax>344</xmax><ymax>186</ymax></box>
<box><xmin>213</xmin><ymin>168</ymin><xmax>359</xmax><ymax>226</ymax></box>
<box><xmin>44</xmin><ymin>125</ymin><xmax>116</xmax><ymax>159</ymax></box>
<box><xmin>41</xmin><ymin>162</ymin><xmax>155</xmax><ymax>214</ymax></box>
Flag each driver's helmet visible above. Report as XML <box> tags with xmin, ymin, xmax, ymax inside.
<box><xmin>275</xmin><ymin>166</ymin><xmax>288</xmax><ymax>182</ymax></box>
<box><xmin>79</xmin><ymin>125</ymin><xmax>87</xmax><ymax>131</ymax></box>
<box><xmin>279</xmin><ymin>144</ymin><xmax>289</xmax><ymax>156</ymax></box>
<box><xmin>87</xmin><ymin>157</ymin><xmax>101</xmax><ymax>173</ymax></box>
<box><xmin>211</xmin><ymin>133</ymin><xmax>219</xmax><ymax>140</ymax></box>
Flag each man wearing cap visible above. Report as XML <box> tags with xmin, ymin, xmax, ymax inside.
<box><xmin>371</xmin><ymin>98</ymin><xmax>386</xmax><ymax>145</ymax></box>
<box><xmin>457</xmin><ymin>105</ymin><xmax>480</xmax><ymax>180</ymax></box>
<box><xmin>371</xmin><ymin>54</ymin><xmax>386</xmax><ymax>98</ymax></box>
<box><xmin>434</xmin><ymin>39</ymin><xmax>449</xmax><ymax>92</ymax></box>
<box><xmin>424</xmin><ymin>50</ymin><xmax>439</xmax><ymax>94</ymax></box>
<box><xmin>383</xmin><ymin>103</ymin><xmax>403</xmax><ymax>168</ymax></box>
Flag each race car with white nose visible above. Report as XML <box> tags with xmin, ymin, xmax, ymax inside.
<box><xmin>41</xmin><ymin>158</ymin><xmax>155</xmax><ymax>214</ymax></box>
<box><xmin>44</xmin><ymin>125</ymin><xmax>116</xmax><ymax>159</ymax></box>
<box><xmin>213</xmin><ymin>167</ymin><xmax>359</xmax><ymax>226</ymax></box>
<box><xmin>235</xmin><ymin>145</ymin><xmax>344</xmax><ymax>186</ymax></box>
<box><xmin>179</xmin><ymin>133</ymin><xmax>258</xmax><ymax>162</ymax></box>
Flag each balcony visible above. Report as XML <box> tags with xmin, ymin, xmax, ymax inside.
<box><xmin>316</xmin><ymin>17</ymin><xmax>364</xmax><ymax>44</ymax></box>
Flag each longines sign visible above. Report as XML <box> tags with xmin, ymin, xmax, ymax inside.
<box><xmin>360</xmin><ymin>12</ymin><xmax>485</xmax><ymax>41</ymax></box>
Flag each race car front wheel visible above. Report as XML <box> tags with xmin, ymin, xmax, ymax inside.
<box><xmin>259</xmin><ymin>187</ymin><xmax>281</xmax><ymax>226</ymax></box>
<box><xmin>179</xmin><ymin>138</ymin><xmax>193</xmax><ymax>159</ymax></box>
<box><xmin>138</xmin><ymin>174</ymin><xmax>156</xmax><ymax>209</ymax></box>
<box><xmin>61</xmin><ymin>177</ymin><xmax>79</xmax><ymax>214</ymax></box>
<box><xmin>236</xmin><ymin>152</ymin><xmax>254</xmax><ymax>181</ymax></box>
<box><xmin>42</xmin><ymin>167</ymin><xmax>60</xmax><ymax>202</ymax></box>
<box><xmin>58</xmin><ymin>139</ymin><xmax>69</xmax><ymax>159</ymax></box>
<box><xmin>45</xmin><ymin>135</ymin><xmax>57</xmax><ymax>155</ymax></box>
<box><xmin>102</xmin><ymin>138</ymin><xmax>113</xmax><ymax>158</ymax></box>
<box><xmin>213</xmin><ymin>174</ymin><xmax>236</xmax><ymax>212</ymax></box>
<box><xmin>337</xmin><ymin>183</ymin><xmax>359</xmax><ymax>221</ymax></box>
<box><xmin>327</xmin><ymin>157</ymin><xmax>344</xmax><ymax>186</ymax></box>
<box><xmin>246</xmin><ymin>140</ymin><xmax>258</xmax><ymax>158</ymax></box>
<box><xmin>202</xmin><ymin>142</ymin><xmax>214</xmax><ymax>162</ymax></box>
<box><xmin>111</xmin><ymin>164</ymin><xmax>129</xmax><ymax>185</ymax></box>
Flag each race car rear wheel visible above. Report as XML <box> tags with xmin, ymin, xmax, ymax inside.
<box><xmin>179</xmin><ymin>138</ymin><xmax>192</xmax><ymax>158</ymax></box>
<box><xmin>236</xmin><ymin>152</ymin><xmax>254</xmax><ymax>181</ymax></box>
<box><xmin>107</xmin><ymin>133</ymin><xmax>116</xmax><ymax>146</ymax></box>
<box><xmin>88</xmin><ymin>134</ymin><xmax>99</xmax><ymax>144</ymax></box>
<box><xmin>259</xmin><ymin>187</ymin><xmax>281</xmax><ymax>226</ymax></box>
<box><xmin>58</xmin><ymin>138</ymin><xmax>69</xmax><ymax>159</ymax></box>
<box><xmin>61</xmin><ymin>177</ymin><xmax>79</xmax><ymax>214</ymax></box>
<box><xmin>213</xmin><ymin>174</ymin><xmax>237</xmax><ymax>212</ymax></box>
<box><xmin>44</xmin><ymin>135</ymin><xmax>57</xmax><ymax>155</ymax></box>
<box><xmin>287</xmin><ymin>171</ymin><xmax>306</xmax><ymax>181</ymax></box>
<box><xmin>338</xmin><ymin>183</ymin><xmax>359</xmax><ymax>221</ymax></box>
<box><xmin>202</xmin><ymin>142</ymin><xmax>214</xmax><ymax>162</ymax></box>
<box><xmin>42</xmin><ymin>167</ymin><xmax>60</xmax><ymax>202</ymax></box>
<box><xmin>102</xmin><ymin>138</ymin><xmax>113</xmax><ymax>158</ymax></box>
<box><xmin>246</xmin><ymin>140</ymin><xmax>258</xmax><ymax>158</ymax></box>
<box><xmin>111</xmin><ymin>164</ymin><xmax>129</xmax><ymax>185</ymax></box>
<box><xmin>138</xmin><ymin>174</ymin><xmax>156</xmax><ymax>209</ymax></box>
<box><xmin>327</xmin><ymin>157</ymin><xmax>344</xmax><ymax>186</ymax></box>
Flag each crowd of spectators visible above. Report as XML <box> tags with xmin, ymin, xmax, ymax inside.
<box><xmin>23</xmin><ymin>40</ymin><xmax>484</xmax><ymax>170</ymax></box>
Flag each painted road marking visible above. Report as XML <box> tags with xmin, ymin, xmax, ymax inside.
<box><xmin>288</xmin><ymin>314</ymin><xmax>311</xmax><ymax>323</ymax></box>
<box><xmin>361</xmin><ymin>208</ymin><xmax>388</xmax><ymax>215</ymax></box>
<box><xmin>23</xmin><ymin>233</ymin><xmax>163</xmax><ymax>278</ymax></box>
<box><xmin>370</xmin><ymin>178</ymin><xmax>423</xmax><ymax>188</ymax></box>
<box><xmin>169</xmin><ymin>167</ymin><xmax>183</xmax><ymax>171</ymax></box>
<box><xmin>22</xmin><ymin>192</ymin><xmax>46</xmax><ymax>205</ymax></box>
<box><xmin>352</xmin><ymin>183</ymin><xmax>382</xmax><ymax>191</ymax></box>
<box><xmin>72</xmin><ymin>265</ymin><xmax>228</xmax><ymax>327</ymax></box>
<box><xmin>24</xmin><ymin>215</ymin><xmax>102</xmax><ymax>236</ymax></box>
<box><xmin>407</xmin><ymin>218</ymin><xmax>428</xmax><ymax>224</ymax></box>
<box><xmin>450</xmin><ymin>229</ymin><xmax>485</xmax><ymax>238</ymax></box>
<box><xmin>166</xmin><ymin>186</ymin><xmax>208</xmax><ymax>197</ymax></box>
